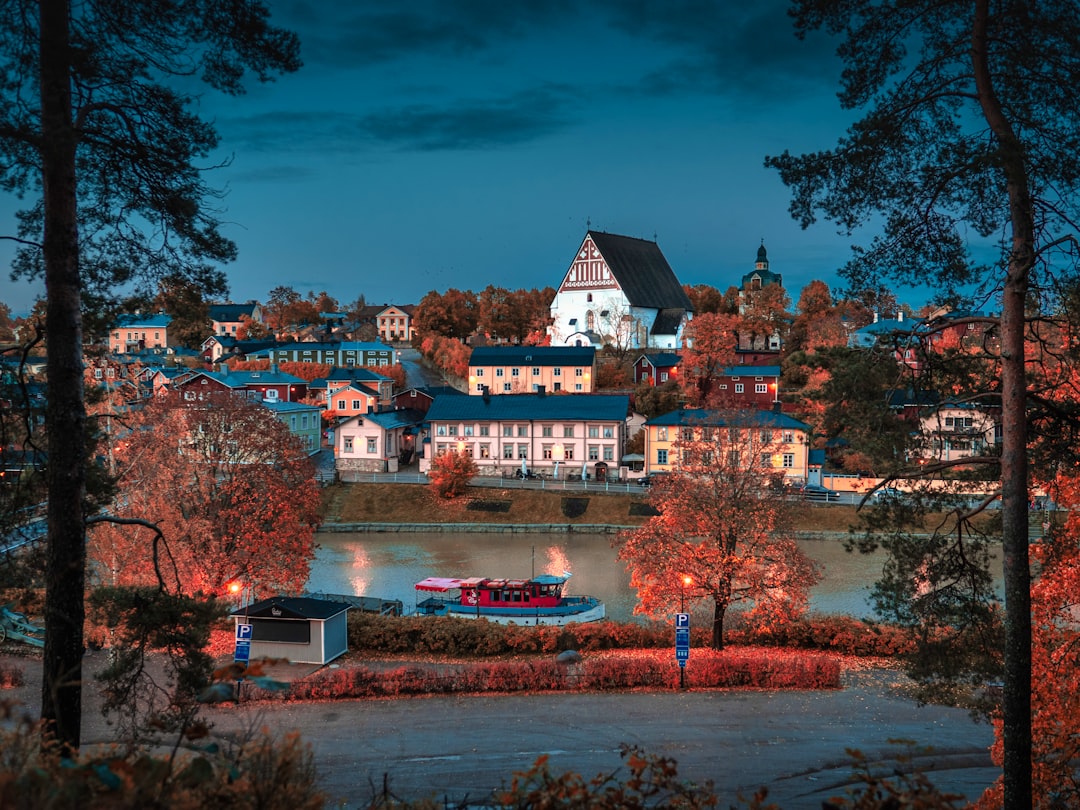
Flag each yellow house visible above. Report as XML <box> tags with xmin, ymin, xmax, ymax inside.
<box><xmin>644</xmin><ymin>408</ymin><xmax>811</xmax><ymax>485</ymax></box>
<box><xmin>467</xmin><ymin>346</ymin><xmax>595</xmax><ymax>395</ymax></box>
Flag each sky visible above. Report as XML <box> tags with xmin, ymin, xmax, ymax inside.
<box><xmin>2</xmin><ymin>0</ymin><xmax>913</xmax><ymax>317</ymax></box>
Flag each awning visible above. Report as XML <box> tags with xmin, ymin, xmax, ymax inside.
<box><xmin>415</xmin><ymin>577</ymin><xmax>484</xmax><ymax>592</ymax></box>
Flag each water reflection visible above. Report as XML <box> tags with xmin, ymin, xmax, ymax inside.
<box><xmin>307</xmin><ymin>532</ymin><xmax>904</xmax><ymax>622</ymax></box>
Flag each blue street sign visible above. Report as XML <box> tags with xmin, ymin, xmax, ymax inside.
<box><xmin>235</xmin><ymin>622</ymin><xmax>253</xmax><ymax>641</ymax></box>
<box><xmin>678</xmin><ymin>659</ymin><xmax>687</xmax><ymax>668</ymax></box>
<box><xmin>675</xmin><ymin>613</ymin><xmax>690</xmax><ymax>629</ymax></box>
<box><xmin>233</xmin><ymin>639</ymin><xmax>251</xmax><ymax>663</ymax></box>
<box><xmin>676</xmin><ymin>647</ymin><xmax>689</xmax><ymax>660</ymax></box>
<box><xmin>675</xmin><ymin>628</ymin><xmax>690</xmax><ymax>642</ymax></box>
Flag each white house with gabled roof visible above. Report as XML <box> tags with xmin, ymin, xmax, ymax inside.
<box><xmin>548</xmin><ymin>231</ymin><xmax>693</xmax><ymax>351</ymax></box>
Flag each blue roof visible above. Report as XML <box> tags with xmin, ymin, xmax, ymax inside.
<box><xmin>115</xmin><ymin>313</ymin><xmax>172</xmax><ymax>328</ymax></box>
<box><xmin>359</xmin><ymin>409</ymin><xmax>426</xmax><ymax>430</ymax></box>
<box><xmin>260</xmin><ymin>400</ymin><xmax>321</xmax><ymax>414</ymax></box>
<box><xmin>721</xmin><ymin>365</ymin><xmax>781</xmax><ymax>377</ymax></box>
<box><xmin>469</xmin><ymin>346</ymin><xmax>595</xmax><ymax>365</ymax></box>
<box><xmin>646</xmin><ymin>408</ymin><xmax>810</xmax><ymax>432</ymax></box>
<box><xmin>427</xmin><ymin>393</ymin><xmax>629</xmax><ymax>422</ymax></box>
<box><xmin>254</xmin><ymin>341</ymin><xmax>393</xmax><ymax>354</ymax></box>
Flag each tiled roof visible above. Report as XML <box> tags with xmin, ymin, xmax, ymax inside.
<box><xmin>209</xmin><ymin>303</ymin><xmax>257</xmax><ymax>322</ymax></box>
<box><xmin>589</xmin><ymin>231</ymin><xmax>693</xmax><ymax>312</ymax></box>
<box><xmin>721</xmin><ymin>365</ymin><xmax>781</xmax><ymax>377</ymax></box>
<box><xmin>637</xmin><ymin>352</ymin><xmax>682</xmax><ymax>368</ymax></box>
<box><xmin>650</xmin><ymin>308</ymin><xmax>686</xmax><ymax>336</ymax></box>
<box><xmin>469</xmin><ymin>346</ymin><xmax>595</xmax><ymax>365</ymax></box>
<box><xmin>646</xmin><ymin>408</ymin><xmax>810</xmax><ymax>432</ymax></box>
<box><xmin>427</xmin><ymin>393</ymin><xmax>629</xmax><ymax>422</ymax></box>
<box><xmin>115</xmin><ymin>313</ymin><xmax>172</xmax><ymax>328</ymax></box>
<box><xmin>360</xmin><ymin>408</ymin><xmax>427</xmax><ymax>430</ymax></box>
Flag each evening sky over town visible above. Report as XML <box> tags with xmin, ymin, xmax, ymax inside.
<box><xmin>3</xmin><ymin>0</ymin><xmax>952</xmax><ymax>316</ymax></box>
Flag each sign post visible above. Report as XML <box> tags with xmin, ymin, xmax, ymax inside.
<box><xmin>675</xmin><ymin>612</ymin><xmax>690</xmax><ymax>689</ymax></box>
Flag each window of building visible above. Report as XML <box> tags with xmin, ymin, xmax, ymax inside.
<box><xmin>755</xmin><ymin>383</ymin><xmax>768</xmax><ymax>394</ymax></box>
<box><xmin>588</xmin><ymin>445</ymin><xmax>599</xmax><ymax>460</ymax></box>
<box><xmin>511</xmin><ymin>368</ymin><xmax>520</xmax><ymax>377</ymax></box>
<box><xmin>476</xmin><ymin>383</ymin><xmax>485</xmax><ymax>392</ymax></box>
<box><xmin>518</xmin><ymin>426</ymin><xmax>528</xmax><ymax>437</ymax></box>
<box><xmin>351</xmin><ymin>399</ymin><xmax>361</xmax><ymax>410</ymax></box>
<box><xmin>657</xmin><ymin>449</ymin><xmax>668</xmax><ymax>465</ymax></box>
<box><xmin>660</xmin><ymin>372</ymin><xmax>668</xmax><ymax>382</ymax></box>
<box><xmin>553</xmin><ymin>368</ymin><xmax>561</xmax><ymax>376</ymax></box>
<box><xmin>496</xmin><ymin>368</ymin><xmax>504</xmax><ymax>377</ymax></box>
<box><xmin>760</xmin><ymin>452</ymin><xmax>772</xmax><ymax>467</ymax></box>
<box><xmin>563</xmin><ymin>426</ymin><xmax>574</xmax><ymax>438</ymax></box>
<box><xmin>542</xmin><ymin>425</ymin><xmax>553</xmax><ymax>437</ymax></box>
<box><xmin>503</xmin><ymin>425</ymin><xmax>513</xmax><ymax>437</ymax></box>
<box><xmin>553</xmin><ymin>382</ymin><xmax>561</xmax><ymax>391</ymax></box>
<box><xmin>783</xmin><ymin>453</ymin><xmax>794</xmax><ymax>468</ymax></box>
<box><xmin>367</xmin><ymin>438</ymin><xmax>377</xmax><ymax>454</ymax></box>
<box><xmin>476</xmin><ymin>369</ymin><xmax>484</xmax><ymax>376</ymax></box>
<box><xmin>464</xmin><ymin>425</ymin><xmax>474</xmax><ymax>436</ymax></box>
<box><xmin>479</xmin><ymin>425</ymin><xmax>489</xmax><ymax>436</ymax></box>
<box><xmin>603</xmin><ymin>446</ymin><xmax>614</xmax><ymax>461</ymax></box>
<box><xmin>657</xmin><ymin>427</ymin><xmax>667</xmax><ymax>441</ymax></box>
<box><xmin>479</xmin><ymin>444</ymin><xmax>490</xmax><ymax>458</ymax></box>
<box><xmin>543</xmin><ymin>445</ymin><xmax>553</xmax><ymax>459</ymax></box>
<box><xmin>533</xmin><ymin>367</ymin><xmax>540</xmax><ymax>376</ymax></box>
<box><xmin>503</xmin><ymin>444</ymin><xmax>514</xmax><ymax>459</ymax></box>
<box><xmin>588</xmin><ymin>425</ymin><xmax>599</xmax><ymax>438</ymax></box>
<box><xmin>503</xmin><ymin>383</ymin><xmax>511</xmax><ymax>392</ymax></box>
<box><xmin>564</xmin><ymin>446</ymin><xmax>574</xmax><ymax>460</ymax></box>
<box><xmin>782</xmin><ymin>431</ymin><xmax>794</xmax><ymax>443</ymax></box>
<box><xmin>735</xmin><ymin>383</ymin><xmax>744</xmax><ymax>393</ymax></box>
<box><xmin>518</xmin><ymin>445</ymin><xmax>528</xmax><ymax>459</ymax></box>
<box><xmin>575</xmin><ymin>368</ymin><xmax>583</xmax><ymax>377</ymax></box>
<box><xmin>344</xmin><ymin>437</ymin><xmax>353</xmax><ymax>453</ymax></box>
<box><xmin>603</xmin><ymin>426</ymin><xmax>613</xmax><ymax>439</ymax></box>
<box><xmin>575</xmin><ymin>384</ymin><xmax>582</xmax><ymax>391</ymax></box>
<box><xmin>760</xmin><ymin>429</ymin><xmax>773</xmax><ymax>443</ymax></box>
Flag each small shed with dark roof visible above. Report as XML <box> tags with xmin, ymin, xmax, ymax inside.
<box><xmin>230</xmin><ymin>596</ymin><xmax>350</xmax><ymax>665</ymax></box>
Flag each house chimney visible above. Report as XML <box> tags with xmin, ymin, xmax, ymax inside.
<box><xmin>482</xmin><ymin>385</ymin><xmax>490</xmax><ymax>403</ymax></box>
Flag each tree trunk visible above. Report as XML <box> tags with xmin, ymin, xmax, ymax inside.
<box><xmin>972</xmin><ymin>3</ymin><xmax>1033</xmax><ymax>805</ymax></box>
<box><xmin>711</xmin><ymin>599</ymin><xmax>726</xmax><ymax>650</ymax></box>
<box><xmin>39</xmin><ymin>0</ymin><xmax>87</xmax><ymax>752</ymax></box>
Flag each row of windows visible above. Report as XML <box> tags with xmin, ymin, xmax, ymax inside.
<box><xmin>655</xmin><ymin>449</ymin><xmax>795</xmax><ymax>467</ymax></box>
<box><xmin>654</xmin><ymin>427</ymin><xmax>797</xmax><ymax>443</ymax></box>
<box><xmin>436</xmin><ymin>443</ymin><xmax>616</xmax><ymax>461</ymax></box>
<box><xmin>343</xmin><ymin>436</ymin><xmax>379</xmax><ymax>454</ymax></box>
<box><xmin>435</xmin><ymin>423</ymin><xmax>616</xmax><ymax>439</ymax></box>
<box><xmin>476</xmin><ymin>367</ymin><xmax>585</xmax><ymax>378</ymax></box>
<box><xmin>476</xmin><ymin>382</ymin><xmax>581</xmax><ymax>392</ymax></box>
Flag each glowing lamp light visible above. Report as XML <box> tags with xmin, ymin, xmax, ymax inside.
<box><xmin>457</xmin><ymin>440</ymin><xmax>466</xmax><ymax>453</ymax></box>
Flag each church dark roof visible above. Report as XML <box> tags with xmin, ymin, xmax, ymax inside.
<box><xmin>650</xmin><ymin>308</ymin><xmax>686</xmax><ymax>336</ymax></box>
<box><xmin>588</xmin><ymin>231</ymin><xmax>694</xmax><ymax>312</ymax></box>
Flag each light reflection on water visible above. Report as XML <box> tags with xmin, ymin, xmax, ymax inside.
<box><xmin>306</xmin><ymin>531</ymin><xmax>895</xmax><ymax>623</ymax></box>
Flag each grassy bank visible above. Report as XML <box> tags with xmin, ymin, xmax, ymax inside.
<box><xmin>320</xmin><ymin>481</ymin><xmax>862</xmax><ymax>533</ymax></box>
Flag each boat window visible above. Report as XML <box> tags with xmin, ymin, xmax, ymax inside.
<box><xmin>523</xmin><ymin>593</ymin><xmax>529</xmax><ymax>602</ymax></box>
<box><xmin>490</xmin><ymin>590</ymin><xmax>500</xmax><ymax>602</ymax></box>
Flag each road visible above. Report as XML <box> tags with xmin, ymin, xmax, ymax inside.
<box><xmin>2</xmin><ymin>654</ymin><xmax>997</xmax><ymax>809</ymax></box>
<box><xmin>397</xmin><ymin>346</ymin><xmax>449</xmax><ymax>390</ymax></box>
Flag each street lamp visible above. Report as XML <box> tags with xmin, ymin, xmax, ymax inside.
<box><xmin>679</xmin><ymin>574</ymin><xmax>693</xmax><ymax>689</ymax></box>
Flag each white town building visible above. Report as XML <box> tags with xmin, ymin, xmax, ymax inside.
<box><xmin>548</xmin><ymin>231</ymin><xmax>693</xmax><ymax>351</ymax></box>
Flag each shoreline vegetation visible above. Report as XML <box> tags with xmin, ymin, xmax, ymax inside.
<box><xmin>319</xmin><ymin>482</ymin><xmax>863</xmax><ymax>534</ymax></box>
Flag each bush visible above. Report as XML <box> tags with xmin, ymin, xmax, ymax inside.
<box><xmin>347</xmin><ymin>612</ymin><xmax>908</xmax><ymax>659</ymax></box>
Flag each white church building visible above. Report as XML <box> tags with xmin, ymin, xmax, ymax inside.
<box><xmin>548</xmin><ymin>231</ymin><xmax>694</xmax><ymax>351</ymax></box>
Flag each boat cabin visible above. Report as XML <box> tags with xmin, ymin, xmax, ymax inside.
<box><xmin>415</xmin><ymin>574</ymin><xmax>568</xmax><ymax>614</ymax></box>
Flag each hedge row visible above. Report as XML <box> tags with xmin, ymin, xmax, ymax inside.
<box><xmin>347</xmin><ymin>612</ymin><xmax>912</xmax><ymax>658</ymax></box>
<box><xmin>251</xmin><ymin>649</ymin><xmax>840</xmax><ymax>702</ymax></box>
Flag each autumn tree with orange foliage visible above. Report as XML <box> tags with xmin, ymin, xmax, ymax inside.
<box><xmin>975</xmin><ymin>473</ymin><xmax>1080</xmax><ymax>809</ymax></box>
<box><xmin>616</xmin><ymin>411</ymin><xmax>820</xmax><ymax>649</ymax></box>
<box><xmin>428</xmin><ymin>450</ymin><xmax>478</xmax><ymax>499</ymax></box>
<box><xmin>679</xmin><ymin>312</ymin><xmax>739</xmax><ymax>407</ymax></box>
<box><xmin>88</xmin><ymin>392</ymin><xmax>320</xmax><ymax>600</ymax></box>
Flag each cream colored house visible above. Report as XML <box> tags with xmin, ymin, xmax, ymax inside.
<box><xmin>422</xmin><ymin>392</ymin><xmax>629</xmax><ymax>481</ymax></box>
<box><xmin>644</xmin><ymin>408</ymin><xmax>811</xmax><ymax>486</ymax></box>
<box><xmin>467</xmin><ymin>346</ymin><xmax>596</xmax><ymax>395</ymax></box>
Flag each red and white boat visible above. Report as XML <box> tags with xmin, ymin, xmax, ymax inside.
<box><xmin>414</xmin><ymin>573</ymin><xmax>605</xmax><ymax>626</ymax></box>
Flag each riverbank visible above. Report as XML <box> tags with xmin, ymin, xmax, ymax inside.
<box><xmin>320</xmin><ymin>482</ymin><xmax>863</xmax><ymax>533</ymax></box>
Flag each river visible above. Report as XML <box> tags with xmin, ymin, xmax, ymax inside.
<box><xmin>306</xmin><ymin>531</ymin><xmax>905</xmax><ymax>622</ymax></box>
